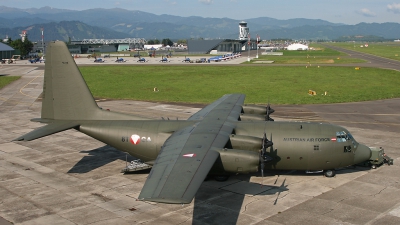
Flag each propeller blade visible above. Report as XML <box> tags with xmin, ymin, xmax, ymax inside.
<box><xmin>267</xmin><ymin>103</ymin><xmax>275</xmax><ymax>114</ymax></box>
<box><xmin>265</xmin><ymin>102</ymin><xmax>275</xmax><ymax>121</ymax></box>
<box><xmin>262</xmin><ymin>132</ymin><xmax>266</xmax><ymax>151</ymax></box>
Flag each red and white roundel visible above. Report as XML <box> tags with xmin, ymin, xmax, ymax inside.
<box><xmin>130</xmin><ymin>134</ymin><xmax>141</xmax><ymax>145</ymax></box>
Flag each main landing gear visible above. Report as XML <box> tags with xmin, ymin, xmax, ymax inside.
<box><xmin>214</xmin><ymin>175</ymin><xmax>230</xmax><ymax>182</ymax></box>
<box><xmin>323</xmin><ymin>169</ymin><xmax>336</xmax><ymax>177</ymax></box>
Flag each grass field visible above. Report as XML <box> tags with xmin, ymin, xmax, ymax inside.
<box><xmin>79</xmin><ymin>65</ymin><xmax>400</xmax><ymax>105</ymax></box>
<box><xmin>0</xmin><ymin>76</ymin><xmax>20</xmax><ymax>90</ymax></box>
<box><xmin>249</xmin><ymin>43</ymin><xmax>366</xmax><ymax>64</ymax></box>
<box><xmin>329</xmin><ymin>42</ymin><xmax>400</xmax><ymax>61</ymax></box>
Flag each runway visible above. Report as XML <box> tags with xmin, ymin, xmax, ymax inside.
<box><xmin>323</xmin><ymin>44</ymin><xmax>400</xmax><ymax>72</ymax></box>
<box><xmin>0</xmin><ymin>48</ymin><xmax>400</xmax><ymax>224</ymax></box>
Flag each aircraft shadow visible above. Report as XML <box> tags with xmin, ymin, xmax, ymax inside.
<box><xmin>191</xmin><ymin>166</ymin><xmax>370</xmax><ymax>224</ymax></box>
<box><xmin>67</xmin><ymin>145</ymin><xmax>135</xmax><ymax>173</ymax></box>
<box><xmin>192</xmin><ymin>173</ymin><xmax>288</xmax><ymax>225</ymax></box>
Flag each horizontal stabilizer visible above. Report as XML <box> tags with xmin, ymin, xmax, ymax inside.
<box><xmin>13</xmin><ymin>121</ymin><xmax>80</xmax><ymax>141</ymax></box>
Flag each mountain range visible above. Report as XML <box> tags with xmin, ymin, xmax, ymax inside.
<box><xmin>0</xmin><ymin>6</ymin><xmax>399</xmax><ymax>42</ymax></box>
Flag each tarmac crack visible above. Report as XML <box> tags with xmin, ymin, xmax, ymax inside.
<box><xmin>321</xmin><ymin>199</ymin><xmax>346</xmax><ymax>216</ymax></box>
<box><xmin>373</xmin><ymin>186</ymin><xmax>388</xmax><ymax>197</ymax></box>
<box><xmin>241</xmin><ymin>198</ymin><xmax>259</xmax><ymax>213</ymax></box>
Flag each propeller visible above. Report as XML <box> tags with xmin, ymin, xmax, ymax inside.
<box><xmin>260</xmin><ymin>132</ymin><xmax>273</xmax><ymax>184</ymax></box>
<box><xmin>265</xmin><ymin>102</ymin><xmax>275</xmax><ymax>121</ymax></box>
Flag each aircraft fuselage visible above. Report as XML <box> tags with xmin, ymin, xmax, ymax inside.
<box><xmin>78</xmin><ymin>120</ymin><xmax>370</xmax><ymax>173</ymax></box>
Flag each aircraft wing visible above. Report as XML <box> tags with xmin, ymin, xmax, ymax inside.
<box><xmin>188</xmin><ymin>94</ymin><xmax>245</xmax><ymax>121</ymax></box>
<box><xmin>138</xmin><ymin>94</ymin><xmax>245</xmax><ymax>204</ymax></box>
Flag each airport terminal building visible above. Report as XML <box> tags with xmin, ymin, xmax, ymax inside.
<box><xmin>187</xmin><ymin>39</ymin><xmax>257</xmax><ymax>54</ymax></box>
<box><xmin>187</xmin><ymin>21</ymin><xmax>257</xmax><ymax>54</ymax></box>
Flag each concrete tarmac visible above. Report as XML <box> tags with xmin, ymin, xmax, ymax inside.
<box><xmin>0</xmin><ymin>52</ymin><xmax>400</xmax><ymax>224</ymax></box>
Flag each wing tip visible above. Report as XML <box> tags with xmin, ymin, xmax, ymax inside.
<box><xmin>12</xmin><ymin>136</ymin><xmax>25</xmax><ymax>141</ymax></box>
<box><xmin>138</xmin><ymin>197</ymin><xmax>192</xmax><ymax>204</ymax></box>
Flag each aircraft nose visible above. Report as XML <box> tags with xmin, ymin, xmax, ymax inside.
<box><xmin>354</xmin><ymin>144</ymin><xmax>372</xmax><ymax>164</ymax></box>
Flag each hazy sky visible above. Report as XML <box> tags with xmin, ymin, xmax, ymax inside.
<box><xmin>1</xmin><ymin>0</ymin><xmax>400</xmax><ymax>24</ymax></box>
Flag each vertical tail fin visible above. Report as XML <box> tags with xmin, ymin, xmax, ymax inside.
<box><xmin>41</xmin><ymin>41</ymin><xmax>146</xmax><ymax>121</ymax></box>
<box><xmin>41</xmin><ymin>41</ymin><xmax>99</xmax><ymax>120</ymax></box>
<box><xmin>14</xmin><ymin>41</ymin><xmax>146</xmax><ymax>141</ymax></box>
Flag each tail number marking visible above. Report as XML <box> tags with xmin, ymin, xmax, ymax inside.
<box><xmin>121</xmin><ymin>135</ymin><xmax>152</xmax><ymax>144</ymax></box>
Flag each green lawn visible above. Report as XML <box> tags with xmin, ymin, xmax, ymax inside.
<box><xmin>249</xmin><ymin>43</ymin><xmax>366</xmax><ymax>64</ymax></box>
<box><xmin>329</xmin><ymin>42</ymin><xmax>400</xmax><ymax>61</ymax></box>
<box><xmin>0</xmin><ymin>76</ymin><xmax>20</xmax><ymax>89</ymax></box>
<box><xmin>79</xmin><ymin>65</ymin><xmax>400</xmax><ymax>105</ymax></box>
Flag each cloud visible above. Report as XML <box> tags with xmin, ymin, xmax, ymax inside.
<box><xmin>356</xmin><ymin>8</ymin><xmax>376</xmax><ymax>17</ymax></box>
<box><xmin>387</xmin><ymin>3</ymin><xmax>400</xmax><ymax>14</ymax></box>
<box><xmin>163</xmin><ymin>0</ymin><xmax>177</xmax><ymax>5</ymax></box>
<box><xmin>199</xmin><ymin>0</ymin><xmax>213</xmax><ymax>5</ymax></box>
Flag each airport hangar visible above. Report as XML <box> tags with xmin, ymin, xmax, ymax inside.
<box><xmin>32</xmin><ymin>38</ymin><xmax>146</xmax><ymax>55</ymax></box>
<box><xmin>0</xmin><ymin>42</ymin><xmax>15</xmax><ymax>59</ymax></box>
<box><xmin>31</xmin><ymin>21</ymin><xmax>258</xmax><ymax>55</ymax></box>
<box><xmin>33</xmin><ymin>38</ymin><xmax>257</xmax><ymax>55</ymax></box>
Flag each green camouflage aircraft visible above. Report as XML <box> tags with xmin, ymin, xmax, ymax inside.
<box><xmin>15</xmin><ymin>41</ymin><xmax>371</xmax><ymax>204</ymax></box>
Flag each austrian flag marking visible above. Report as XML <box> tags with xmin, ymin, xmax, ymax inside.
<box><xmin>183</xmin><ymin>153</ymin><xmax>196</xmax><ymax>158</ymax></box>
<box><xmin>130</xmin><ymin>134</ymin><xmax>141</xmax><ymax>145</ymax></box>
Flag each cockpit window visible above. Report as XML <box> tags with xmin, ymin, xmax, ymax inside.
<box><xmin>336</xmin><ymin>131</ymin><xmax>350</xmax><ymax>142</ymax></box>
<box><xmin>336</xmin><ymin>131</ymin><xmax>358</xmax><ymax>148</ymax></box>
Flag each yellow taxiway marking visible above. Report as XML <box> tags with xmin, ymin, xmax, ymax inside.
<box><xmin>19</xmin><ymin>73</ymin><xmax>43</xmax><ymax>98</ymax></box>
<box><xmin>0</xmin><ymin>73</ymin><xmax>43</xmax><ymax>105</ymax></box>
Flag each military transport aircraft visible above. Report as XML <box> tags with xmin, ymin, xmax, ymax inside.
<box><xmin>15</xmin><ymin>41</ymin><xmax>372</xmax><ymax>204</ymax></box>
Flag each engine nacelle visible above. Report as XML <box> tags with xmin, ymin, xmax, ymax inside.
<box><xmin>240</xmin><ymin>114</ymin><xmax>266</xmax><ymax>121</ymax></box>
<box><xmin>215</xmin><ymin>148</ymin><xmax>259</xmax><ymax>174</ymax></box>
<box><xmin>242</xmin><ymin>105</ymin><xmax>268</xmax><ymax>115</ymax></box>
<box><xmin>229</xmin><ymin>134</ymin><xmax>262</xmax><ymax>151</ymax></box>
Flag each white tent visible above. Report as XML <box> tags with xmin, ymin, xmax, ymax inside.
<box><xmin>287</xmin><ymin>43</ymin><xmax>308</xmax><ymax>51</ymax></box>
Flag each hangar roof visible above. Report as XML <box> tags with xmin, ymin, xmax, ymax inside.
<box><xmin>187</xmin><ymin>39</ymin><xmax>225</xmax><ymax>54</ymax></box>
<box><xmin>0</xmin><ymin>42</ymin><xmax>14</xmax><ymax>51</ymax></box>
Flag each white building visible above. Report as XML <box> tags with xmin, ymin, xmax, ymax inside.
<box><xmin>286</xmin><ymin>43</ymin><xmax>308</xmax><ymax>51</ymax></box>
<box><xmin>144</xmin><ymin>44</ymin><xmax>163</xmax><ymax>50</ymax></box>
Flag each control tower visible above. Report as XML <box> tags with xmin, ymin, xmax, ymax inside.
<box><xmin>239</xmin><ymin>21</ymin><xmax>249</xmax><ymax>40</ymax></box>
<box><xmin>19</xmin><ymin>30</ymin><xmax>27</xmax><ymax>42</ymax></box>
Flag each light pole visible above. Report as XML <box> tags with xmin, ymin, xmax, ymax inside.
<box><xmin>41</xmin><ymin>27</ymin><xmax>44</xmax><ymax>54</ymax></box>
<box><xmin>256</xmin><ymin>34</ymin><xmax>259</xmax><ymax>59</ymax></box>
<box><xmin>247</xmin><ymin>33</ymin><xmax>250</xmax><ymax>62</ymax></box>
